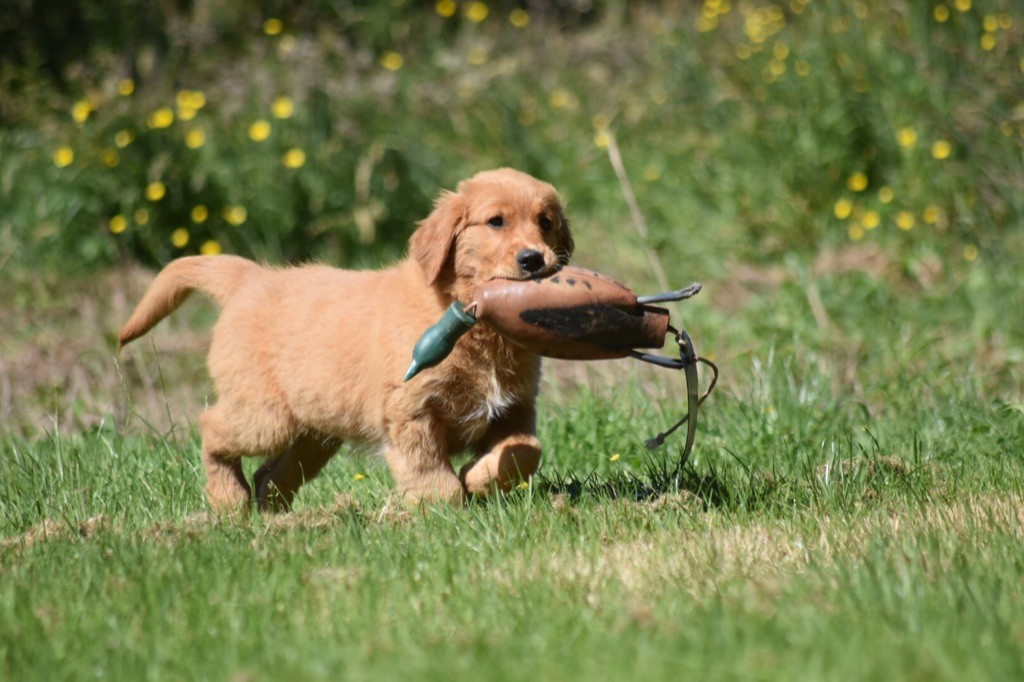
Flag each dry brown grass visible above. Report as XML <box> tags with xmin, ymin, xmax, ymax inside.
<box><xmin>1</xmin><ymin>266</ymin><xmax>212</xmax><ymax>437</ymax></box>
<box><xmin>507</xmin><ymin>492</ymin><xmax>1023</xmax><ymax>605</ymax></box>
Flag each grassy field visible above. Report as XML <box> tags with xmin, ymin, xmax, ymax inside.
<box><xmin>3</xmin><ymin>1</ymin><xmax>1024</xmax><ymax>680</ymax></box>
<box><xmin>2</xmin><ymin>375</ymin><xmax>1023</xmax><ymax>680</ymax></box>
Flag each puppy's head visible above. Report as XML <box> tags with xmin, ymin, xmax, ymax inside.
<box><xmin>410</xmin><ymin>168</ymin><xmax>574</xmax><ymax>299</ymax></box>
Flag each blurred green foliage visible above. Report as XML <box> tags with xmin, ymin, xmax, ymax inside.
<box><xmin>0</xmin><ymin>0</ymin><xmax>1021</xmax><ymax>271</ymax></box>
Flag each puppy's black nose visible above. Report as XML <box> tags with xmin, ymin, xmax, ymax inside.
<box><xmin>516</xmin><ymin>249</ymin><xmax>546</xmax><ymax>274</ymax></box>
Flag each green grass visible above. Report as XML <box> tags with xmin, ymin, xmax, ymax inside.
<box><xmin>3</xmin><ymin>1</ymin><xmax>1024</xmax><ymax>679</ymax></box>
<box><xmin>2</xmin><ymin>354</ymin><xmax>1023</xmax><ymax>680</ymax></box>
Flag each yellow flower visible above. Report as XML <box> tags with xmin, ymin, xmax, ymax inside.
<box><xmin>878</xmin><ymin>187</ymin><xmax>894</xmax><ymax>204</ymax></box>
<box><xmin>934</xmin><ymin>5</ymin><xmax>949</xmax><ymax>22</ymax></box>
<box><xmin>465</xmin><ymin>1</ymin><xmax>489</xmax><ymax>23</ymax></box>
<box><xmin>773</xmin><ymin>43</ymin><xmax>790</xmax><ymax>61</ymax></box>
<box><xmin>897</xmin><ymin>127</ymin><xmax>917</xmax><ymax>149</ymax></box>
<box><xmin>283</xmin><ymin>148</ymin><xmax>306</xmax><ymax>169</ymax></box>
<box><xmin>118</xmin><ymin>79</ymin><xmax>135</xmax><ymax>96</ymax></box>
<box><xmin>509</xmin><ymin>8</ymin><xmax>529</xmax><ymax>28</ymax></box>
<box><xmin>963</xmin><ymin>244</ymin><xmax>978</xmax><ymax>262</ymax></box>
<box><xmin>353</xmin><ymin>473</ymin><xmax>366</xmax><ymax>481</ymax></box>
<box><xmin>191</xmin><ymin>205</ymin><xmax>209</xmax><ymax>223</ymax></box>
<box><xmin>998</xmin><ymin>13</ymin><xmax>1012</xmax><ymax>30</ymax></box>
<box><xmin>549</xmin><ymin>88</ymin><xmax>571</xmax><ymax>110</ymax></box>
<box><xmin>848</xmin><ymin>224</ymin><xmax>865</xmax><ymax>242</ymax></box>
<box><xmin>896</xmin><ymin>211</ymin><xmax>915</xmax><ymax>230</ymax></box>
<box><xmin>148</xmin><ymin>107</ymin><xmax>174</xmax><ymax>129</ymax></box>
<box><xmin>224</xmin><ymin>205</ymin><xmax>247</xmax><ymax>226</ymax></box>
<box><xmin>176</xmin><ymin>90</ymin><xmax>206</xmax><ymax>111</ymax></box>
<box><xmin>643</xmin><ymin>165</ymin><xmax>662</xmax><ymax>182</ymax></box>
<box><xmin>610</xmin><ymin>453</ymin><xmax>621</xmax><ymax>462</ymax></box>
<box><xmin>435</xmin><ymin>0</ymin><xmax>457</xmax><ymax>18</ymax></box>
<box><xmin>200</xmin><ymin>240</ymin><xmax>222</xmax><ymax>255</ymax></box>
<box><xmin>114</xmin><ymin>129</ymin><xmax>134</xmax><ymax>148</ymax></box>
<box><xmin>71</xmin><ymin>100</ymin><xmax>91</xmax><ymax>124</ymax></box>
<box><xmin>983</xmin><ymin>15</ymin><xmax>998</xmax><ymax>32</ymax></box>
<box><xmin>248</xmin><ymin>120</ymin><xmax>271</xmax><ymax>142</ymax></box>
<box><xmin>594</xmin><ymin>130</ymin><xmax>612</xmax><ymax>149</ymax></box>
<box><xmin>922</xmin><ymin>205</ymin><xmax>941</xmax><ymax>224</ymax></box>
<box><xmin>795</xmin><ymin>60</ymin><xmax>810</xmax><ymax>77</ymax></box>
<box><xmin>178</xmin><ymin>106</ymin><xmax>197</xmax><ymax>122</ymax></box>
<box><xmin>834</xmin><ymin>198</ymin><xmax>853</xmax><ymax>220</ymax></box>
<box><xmin>52</xmin><ymin>146</ymin><xmax>75</xmax><ymax>168</ymax></box>
<box><xmin>862</xmin><ymin>210</ymin><xmax>881</xmax><ymax>230</ymax></box>
<box><xmin>271</xmin><ymin>96</ymin><xmax>294</xmax><ymax>119</ymax></box>
<box><xmin>518</xmin><ymin>481</ymin><xmax>529</xmax><ymax>489</ymax></box>
<box><xmin>135</xmin><ymin>208</ymin><xmax>149</xmax><ymax>225</ymax></box>
<box><xmin>145</xmin><ymin>181</ymin><xmax>167</xmax><ymax>202</ymax></box>
<box><xmin>380</xmin><ymin>51</ymin><xmax>404</xmax><ymax>71</ymax></box>
<box><xmin>954</xmin><ymin>0</ymin><xmax>970</xmax><ymax>12</ymax></box>
<box><xmin>263</xmin><ymin>18</ymin><xmax>283</xmax><ymax>36</ymax></box>
<box><xmin>171</xmin><ymin>228</ymin><xmax>190</xmax><ymax>248</ymax></box>
<box><xmin>980</xmin><ymin>33</ymin><xmax>996</xmax><ymax>51</ymax></box>
<box><xmin>100</xmin><ymin>148</ymin><xmax>120</xmax><ymax>168</ymax></box>
<box><xmin>185</xmin><ymin>128</ymin><xmax>205</xmax><ymax>149</ymax></box>
<box><xmin>932</xmin><ymin>139</ymin><xmax>952</xmax><ymax>160</ymax></box>
<box><xmin>847</xmin><ymin>172</ymin><xmax>868</xmax><ymax>192</ymax></box>
<box><xmin>108</xmin><ymin>215</ymin><xmax>127</xmax><ymax>234</ymax></box>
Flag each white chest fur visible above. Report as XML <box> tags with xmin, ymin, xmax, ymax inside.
<box><xmin>455</xmin><ymin>367</ymin><xmax>517</xmax><ymax>442</ymax></box>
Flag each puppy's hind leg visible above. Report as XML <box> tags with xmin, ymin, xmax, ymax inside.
<box><xmin>199</xmin><ymin>405</ymin><xmax>252</xmax><ymax>512</ymax></box>
<box><xmin>254</xmin><ymin>432</ymin><xmax>342</xmax><ymax>513</ymax></box>
<box><xmin>199</xmin><ymin>400</ymin><xmax>295</xmax><ymax>512</ymax></box>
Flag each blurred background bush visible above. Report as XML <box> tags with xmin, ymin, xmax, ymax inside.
<box><xmin>0</xmin><ymin>0</ymin><xmax>1021</xmax><ymax>274</ymax></box>
<box><xmin>1</xmin><ymin>0</ymin><xmax>1022</xmax><ymax>437</ymax></box>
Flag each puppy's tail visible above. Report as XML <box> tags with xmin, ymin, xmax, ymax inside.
<box><xmin>118</xmin><ymin>255</ymin><xmax>260</xmax><ymax>351</ymax></box>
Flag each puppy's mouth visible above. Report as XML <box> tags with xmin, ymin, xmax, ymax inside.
<box><xmin>490</xmin><ymin>264</ymin><xmax>562</xmax><ymax>282</ymax></box>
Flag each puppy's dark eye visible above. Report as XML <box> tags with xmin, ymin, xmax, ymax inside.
<box><xmin>539</xmin><ymin>216</ymin><xmax>553</xmax><ymax>233</ymax></box>
<box><xmin>488</xmin><ymin>216</ymin><xmax>504</xmax><ymax>229</ymax></box>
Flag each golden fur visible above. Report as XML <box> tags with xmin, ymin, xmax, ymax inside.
<box><xmin>119</xmin><ymin>168</ymin><xmax>574</xmax><ymax>511</ymax></box>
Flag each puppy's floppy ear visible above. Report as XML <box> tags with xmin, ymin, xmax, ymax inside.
<box><xmin>556</xmin><ymin>211</ymin><xmax>575</xmax><ymax>263</ymax></box>
<box><xmin>410</xmin><ymin>190</ymin><xmax>466</xmax><ymax>286</ymax></box>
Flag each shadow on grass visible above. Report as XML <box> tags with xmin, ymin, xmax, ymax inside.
<box><xmin>529</xmin><ymin>446</ymin><xmax>932</xmax><ymax>515</ymax></box>
<box><xmin>534</xmin><ymin>457</ymin><xmax>733</xmax><ymax>511</ymax></box>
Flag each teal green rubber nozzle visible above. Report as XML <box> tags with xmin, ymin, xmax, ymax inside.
<box><xmin>404</xmin><ymin>301</ymin><xmax>477</xmax><ymax>381</ymax></box>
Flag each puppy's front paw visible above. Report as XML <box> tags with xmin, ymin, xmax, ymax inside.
<box><xmin>461</xmin><ymin>436</ymin><xmax>541</xmax><ymax>497</ymax></box>
<box><xmin>400</xmin><ymin>472</ymin><xmax>468</xmax><ymax>508</ymax></box>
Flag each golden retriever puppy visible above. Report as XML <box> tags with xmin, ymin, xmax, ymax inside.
<box><xmin>119</xmin><ymin>168</ymin><xmax>574</xmax><ymax>511</ymax></box>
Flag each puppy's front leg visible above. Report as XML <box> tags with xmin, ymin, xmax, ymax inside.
<box><xmin>385</xmin><ymin>417</ymin><xmax>466</xmax><ymax>505</ymax></box>
<box><xmin>460</xmin><ymin>403</ymin><xmax>542</xmax><ymax>497</ymax></box>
